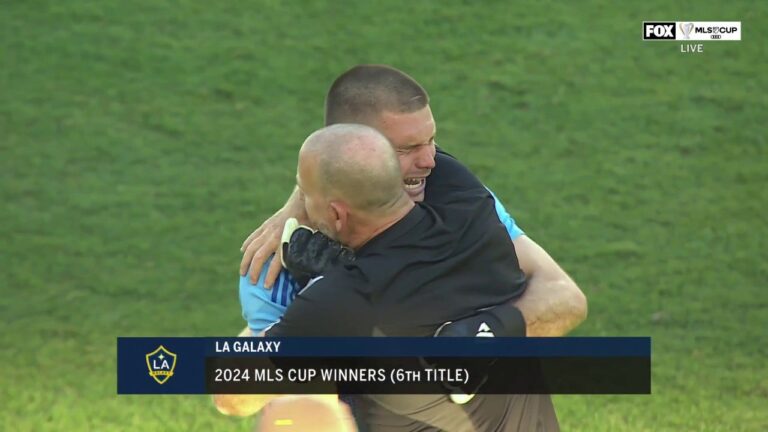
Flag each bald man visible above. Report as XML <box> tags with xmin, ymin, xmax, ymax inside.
<box><xmin>248</xmin><ymin>124</ymin><xmax>558</xmax><ymax>431</ymax></box>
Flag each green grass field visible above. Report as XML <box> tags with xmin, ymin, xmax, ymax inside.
<box><xmin>2</xmin><ymin>1</ymin><xmax>766</xmax><ymax>430</ymax></box>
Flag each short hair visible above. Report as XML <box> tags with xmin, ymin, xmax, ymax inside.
<box><xmin>325</xmin><ymin>65</ymin><xmax>430</xmax><ymax>126</ymax></box>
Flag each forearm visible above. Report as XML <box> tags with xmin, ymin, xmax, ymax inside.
<box><xmin>284</xmin><ymin>185</ymin><xmax>309</xmax><ymax>224</ymax></box>
<box><xmin>212</xmin><ymin>327</ymin><xmax>279</xmax><ymax>416</ymax></box>
<box><xmin>513</xmin><ymin>276</ymin><xmax>587</xmax><ymax>337</ymax></box>
<box><xmin>214</xmin><ymin>327</ymin><xmax>340</xmax><ymax>416</ymax></box>
<box><xmin>240</xmin><ymin>185</ymin><xmax>311</xmax><ymax>284</ymax></box>
<box><xmin>509</xmin><ymin>235</ymin><xmax>588</xmax><ymax>337</ymax></box>
<box><xmin>213</xmin><ymin>394</ymin><xmax>282</xmax><ymax>417</ymax></box>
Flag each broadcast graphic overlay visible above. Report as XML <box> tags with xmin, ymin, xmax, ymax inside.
<box><xmin>117</xmin><ymin>337</ymin><xmax>651</xmax><ymax>395</ymax></box>
<box><xmin>642</xmin><ymin>21</ymin><xmax>741</xmax><ymax>41</ymax></box>
<box><xmin>642</xmin><ymin>21</ymin><xmax>742</xmax><ymax>54</ymax></box>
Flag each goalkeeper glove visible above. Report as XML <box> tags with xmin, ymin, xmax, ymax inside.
<box><xmin>280</xmin><ymin>218</ymin><xmax>355</xmax><ymax>288</ymax></box>
<box><xmin>433</xmin><ymin>303</ymin><xmax>527</xmax><ymax>404</ymax></box>
<box><xmin>434</xmin><ymin>302</ymin><xmax>527</xmax><ymax>338</ymax></box>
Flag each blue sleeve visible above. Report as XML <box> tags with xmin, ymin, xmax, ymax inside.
<box><xmin>239</xmin><ymin>255</ymin><xmax>299</xmax><ymax>333</ymax></box>
<box><xmin>486</xmin><ymin>188</ymin><xmax>524</xmax><ymax>240</ymax></box>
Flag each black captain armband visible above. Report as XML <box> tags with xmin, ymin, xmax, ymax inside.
<box><xmin>434</xmin><ymin>302</ymin><xmax>527</xmax><ymax>338</ymax></box>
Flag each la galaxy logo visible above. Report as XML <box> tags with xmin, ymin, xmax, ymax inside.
<box><xmin>145</xmin><ymin>345</ymin><xmax>177</xmax><ymax>384</ymax></box>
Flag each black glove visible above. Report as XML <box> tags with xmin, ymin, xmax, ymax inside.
<box><xmin>434</xmin><ymin>302</ymin><xmax>527</xmax><ymax>338</ymax></box>
<box><xmin>430</xmin><ymin>303</ymin><xmax>526</xmax><ymax>404</ymax></box>
<box><xmin>280</xmin><ymin>218</ymin><xmax>355</xmax><ymax>287</ymax></box>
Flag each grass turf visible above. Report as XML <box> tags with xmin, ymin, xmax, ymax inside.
<box><xmin>1</xmin><ymin>1</ymin><xmax>766</xmax><ymax>430</ymax></box>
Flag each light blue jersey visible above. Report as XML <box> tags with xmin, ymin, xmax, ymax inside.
<box><xmin>487</xmin><ymin>188</ymin><xmax>524</xmax><ymax>240</ymax></box>
<box><xmin>240</xmin><ymin>191</ymin><xmax>523</xmax><ymax>333</ymax></box>
<box><xmin>239</xmin><ymin>256</ymin><xmax>299</xmax><ymax>333</ymax></box>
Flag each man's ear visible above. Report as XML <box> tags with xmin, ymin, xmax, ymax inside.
<box><xmin>328</xmin><ymin>201</ymin><xmax>348</xmax><ymax>234</ymax></box>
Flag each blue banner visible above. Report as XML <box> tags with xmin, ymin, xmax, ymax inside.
<box><xmin>117</xmin><ymin>337</ymin><xmax>651</xmax><ymax>395</ymax></box>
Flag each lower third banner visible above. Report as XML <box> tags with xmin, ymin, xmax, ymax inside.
<box><xmin>117</xmin><ymin>337</ymin><xmax>650</xmax><ymax>395</ymax></box>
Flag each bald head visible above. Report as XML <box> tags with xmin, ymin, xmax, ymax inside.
<box><xmin>299</xmin><ymin>124</ymin><xmax>405</xmax><ymax>214</ymax></box>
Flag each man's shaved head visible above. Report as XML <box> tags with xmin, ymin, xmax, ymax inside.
<box><xmin>325</xmin><ymin>65</ymin><xmax>430</xmax><ymax>126</ymax></box>
<box><xmin>297</xmin><ymin>124</ymin><xmax>413</xmax><ymax>247</ymax></box>
<box><xmin>300</xmin><ymin>124</ymin><xmax>404</xmax><ymax>214</ymax></box>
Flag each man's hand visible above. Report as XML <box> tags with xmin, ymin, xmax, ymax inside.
<box><xmin>240</xmin><ymin>187</ymin><xmax>308</xmax><ymax>287</ymax></box>
<box><xmin>281</xmin><ymin>218</ymin><xmax>354</xmax><ymax>288</ymax></box>
<box><xmin>239</xmin><ymin>210</ymin><xmax>288</xmax><ymax>287</ymax></box>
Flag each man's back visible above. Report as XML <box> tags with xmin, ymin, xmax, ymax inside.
<box><xmin>346</xmin><ymin>195</ymin><xmax>525</xmax><ymax>337</ymax></box>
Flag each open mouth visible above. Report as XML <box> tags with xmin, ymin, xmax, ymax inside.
<box><xmin>403</xmin><ymin>177</ymin><xmax>426</xmax><ymax>195</ymax></box>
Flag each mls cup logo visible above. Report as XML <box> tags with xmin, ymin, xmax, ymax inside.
<box><xmin>145</xmin><ymin>345</ymin><xmax>177</xmax><ymax>384</ymax></box>
<box><xmin>680</xmin><ymin>22</ymin><xmax>694</xmax><ymax>39</ymax></box>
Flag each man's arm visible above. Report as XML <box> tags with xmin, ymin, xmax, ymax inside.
<box><xmin>217</xmin><ymin>260</ymin><xmax>301</xmax><ymax>415</ymax></box>
<box><xmin>488</xmin><ymin>188</ymin><xmax>587</xmax><ymax>336</ymax></box>
<box><xmin>240</xmin><ymin>186</ymin><xmax>309</xmax><ymax>286</ymax></box>
<box><xmin>212</xmin><ymin>327</ymin><xmax>283</xmax><ymax>417</ymax></box>
<box><xmin>428</xmin><ymin>150</ymin><xmax>587</xmax><ymax>337</ymax></box>
<box><xmin>512</xmin><ymin>235</ymin><xmax>587</xmax><ymax>336</ymax></box>
<box><xmin>213</xmin><ymin>278</ymin><xmax>367</xmax><ymax>416</ymax></box>
<box><xmin>265</xmin><ymin>277</ymin><xmax>373</xmax><ymax>338</ymax></box>
<box><xmin>239</xmin><ymin>258</ymin><xmax>298</xmax><ymax>334</ymax></box>
<box><xmin>212</xmin><ymin>328</ymin><xmax>338</xmax><ymax>417</ymax></box>
<box><xmin>438</xmin><ymin>234</ymin><xmax>586</xmax><ymax>338</ymax></box>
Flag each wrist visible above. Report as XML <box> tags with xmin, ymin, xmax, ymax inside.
<box><xmin>285</xmin><ymin>195</ymin><xmax>309</xmax><ymax>225</ymax></box>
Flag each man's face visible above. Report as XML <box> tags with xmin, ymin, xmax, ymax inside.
<box><xmin>373</xmin><ymin>105</ymin><xmax>437</xmax><ymax>202</ymax></box>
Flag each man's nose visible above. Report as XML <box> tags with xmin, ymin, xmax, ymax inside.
<box><xmin>415</xmin><ymin>145</ymin><xmax>436</xmax><ymax>169</ymax></box>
